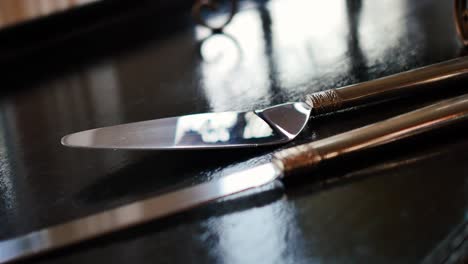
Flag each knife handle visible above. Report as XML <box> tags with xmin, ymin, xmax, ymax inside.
<box><xmin>274</xmin><ymin>93</ymin><xmax>468</xmax><ymax>176</ymax></box>
<box><xmin>306</xmin><ymin>57</ymin><xmax>468</xmax><ymax>115</ymax></box>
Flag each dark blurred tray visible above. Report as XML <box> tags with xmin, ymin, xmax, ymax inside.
<box><xmin>0</xmin><ymin>0</ymin><xmax>191</xmax><ymax>61</ymax></box>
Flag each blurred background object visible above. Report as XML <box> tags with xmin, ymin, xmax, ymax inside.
<box><xmin>454</xmin><ymin>0</ymin><xmax>468</xmax><ymax>46</ymax></box>
<box><xmin>192</xmin><ymin>0</ymin><xmax>238</xmax><ymax>31</ymax></box>
<box><xmin>0</xmin><ymin>0</ymin><xmax>98</xmax><ymax>29</ymax></box>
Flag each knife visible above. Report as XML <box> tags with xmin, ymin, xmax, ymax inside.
<box><xmin>4</xmin><ymin>93</ymin><xmax>468</xmax><ymax>263</ymax></box>
<box><xmin>61</xmin><ymin>57</ymin><xmax>468</xmax><ymax>150</ymax></box>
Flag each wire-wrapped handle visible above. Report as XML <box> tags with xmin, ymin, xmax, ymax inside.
<box><xmin>306</xmin><ymin>57</ymin><xmax>468</xmax><ymax>115</ymax></box>
<box><xmin>274</xmin><ymin>94</ymin><xmax>468</xmax><ymax>176</ymax></box>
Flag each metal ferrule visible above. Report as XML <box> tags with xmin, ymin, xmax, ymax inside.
<box><xmin>305</xmin><ymin>89</ymin><xmax>343</xmax><ymax>115</ymax></box>
<box><xmin>273</xmin><ymin>144</ymin><xmax>323</xmax><ymax>177</ymax></box>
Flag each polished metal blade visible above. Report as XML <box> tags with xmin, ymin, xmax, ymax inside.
<box><xmin>0</xmin><ymin>163</ymin><xmax>283</xmax><ymax>263</ymax></box>
<box><xmin>61</xmin><ymin>102</ymin><xmax>311</xmax><ymax>149</ymax></box>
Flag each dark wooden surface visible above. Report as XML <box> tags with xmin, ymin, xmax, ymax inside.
<box><xmin>1</xmin><ymin>0</ymin><xmax>468</xmax><ymax>263</ymax></box>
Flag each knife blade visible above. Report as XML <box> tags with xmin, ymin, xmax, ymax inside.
<box><xmin>0</xmin><ymin>163</ymin><xmax>282</xmax><ymax>263</ymax></box>
<box><xmin>62</xmin><ymin>57</ymin><xmax>468</xmax><ymax>150</ymax></box>
<box><xmin>4</xmin><ymin>93</ymin><xmax>468</xmax><ymax>263</ymax></box>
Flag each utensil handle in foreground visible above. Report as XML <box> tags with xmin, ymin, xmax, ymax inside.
<box><xmin>306</xmin><ymin>57</ymin><xmax>468</xmax><ymax>115</ymax></box>
<box><xmin>274</xmin><ymin>93</ymin><xmax>468</xmax><ymax>175</ymax></box>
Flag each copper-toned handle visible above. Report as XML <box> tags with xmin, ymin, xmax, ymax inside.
<box><xmin>306</xmin><ymin>57</ymin><xmax>468</xmax><ymax>115</ymax></box>
<box><xmin>275</xmin><ymin>93</ymin><xmax>468</xmax><ymax>176</ymax></box>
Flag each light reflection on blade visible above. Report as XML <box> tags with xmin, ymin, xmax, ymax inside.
<box><xmin>61</xmin><ymin>102</ymin><xmax>310</xmax><ymax>150</ymax></box>
<box><xmin>61</xmin><ymin>111</ymin><xmax>287</xmax><ymax>150</ymax></box>
<box><xmin>174</xmin><ymin>111</ymin><xmax>275</xmax><ymax>144</ymax></box>
<box><xmin>0</xmin><ymin>163</ymin><xmax>283</xmax><ymax>264</ymax></box>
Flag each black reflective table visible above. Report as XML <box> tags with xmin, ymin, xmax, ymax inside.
<box><xmin>1</xmin><ymin>0</ymin><xmax>468</xmax><ymax>263</ymax></box>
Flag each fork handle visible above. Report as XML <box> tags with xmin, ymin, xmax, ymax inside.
<box><xmin>306</xmin><ymin>57</ymin><xmax>468</xmax><ymax>115</ymax></box>
<box><xmin>274</xmin><ymin>93</ymin><xmax>468</xmax><ymax>176</ymax></box>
